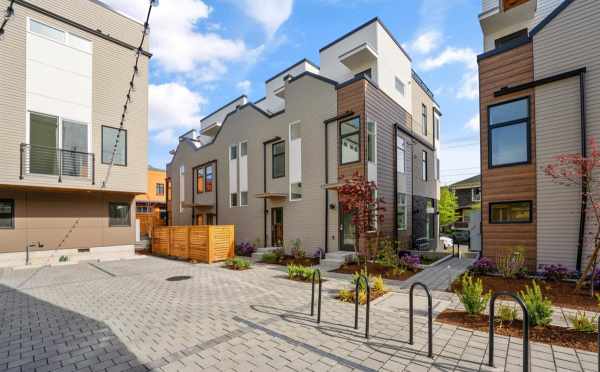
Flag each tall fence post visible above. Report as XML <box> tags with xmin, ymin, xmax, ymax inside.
<box><xmin>489</xmin><ymin>292</ymin><xmax>529</xmax><ymax>372</ymax></box>
<box><xmin>311</xmin><ymin>269</ymin><xmax>322</xmax><ymax>323</ymax></box>
<box><xmin>354</xmin><ymin>274</ymin><xmax>370</xmax><ymax>339</ymax></box>
<box><xmin>409</xmin><ymin>282</ymin><xmax>433</xmax><ymax>358</ymax></box>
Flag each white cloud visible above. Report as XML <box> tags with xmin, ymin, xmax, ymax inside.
<box><xmin>409</xmin><ymin>31</ymin><xmax>442</xmax><ymax>55</ymax></box>
<box><xmin>149</xmin><ymin>83</ymin><xmax>205</xmax><ymax>136</ymax></box>
<box><xmin>458</xmin><ymin>71</ymin><xmax>479</xmax><ymax>100</ymax></box>
<box><xmin>236</xmin><ymin>80</ymin><xmax>252</xmax><ymax>95</ymax></box>
<box><xmin>420</xmin><ymin>47</ymin><xmax>477</xmax><ymax>71</ymax></box>
<box><xmin>236</xmin><ymin>0</ymin><xmax>294</xmax><ymax>38</ymax></box>
<box><xmin>464</xmin><ymin>114</ymin><xmax>480</xmax><ymax>132</ymax></box>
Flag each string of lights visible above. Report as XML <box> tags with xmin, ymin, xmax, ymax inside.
<box><xmin>102</xmin><ymin>0</ymin><xmax>157</xmax><ymax>188</ymax></box>
<box><xmin>0</xmin><ymin>0</ymin><xmax>15</xmax><ymax>39</ymax></box>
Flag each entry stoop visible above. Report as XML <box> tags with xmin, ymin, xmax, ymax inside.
<box><xmin>251</xmin><ymin>247</ymin><xmax>279</xmax><ymax>262</ymax></box>
<box><xmin>318</xmin><ymin>251</ymin><xmax>356</xmax><ymax>271</ymax></box>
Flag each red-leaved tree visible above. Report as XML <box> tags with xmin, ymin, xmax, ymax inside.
<box><xmin>544</xmin><ymin>137</ymin><xmax>600</xmax><ymax>289</ymax></box>
<box><xmin>338</xmin><ymin>173</ymin><xmax>385</xmax><ymax>264</ymax></box>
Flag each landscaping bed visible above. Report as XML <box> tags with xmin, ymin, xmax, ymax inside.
<box><xmin>437</xmin><ymin>309</ymin><xmax>598</xmax><ymax>352</ymax></box>
<box><xmin>333</xmin><ymin>262</ymin><xmax>419</xmax><ymax>281</ymax></box>
<box><xmin>450</xmin><ymin>274</ymin><xmax>599</xmax><ymax>311</ymax></box>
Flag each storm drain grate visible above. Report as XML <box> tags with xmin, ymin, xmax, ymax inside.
<box><xmin>166</xmin><ymin>275</ymin><xmax>192</xmax><ymax>282</ymax></box>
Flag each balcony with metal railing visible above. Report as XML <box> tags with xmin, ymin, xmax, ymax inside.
<box><xmin>20</xmin><ymin>144</ymin><xmax>95</xmax><ymax>185</ymax></box>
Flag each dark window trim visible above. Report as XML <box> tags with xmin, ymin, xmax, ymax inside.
<box><xmin>421</xmin><ymin>104</ymin><xmax>428</xmax><ymax>136</ymax></box>
<box><xmin>101</xmin><ymin>125</ymin><xmax>128</xmax><ymax>166</ymax></box>
<box><xmin>108</xmin><ymin>202</ymin><xmax>131</xmax><ymax>227</ymax></box>
<box><xmin>272</xmin><ymin>141</ymin><xmax>286</xmax><ymax>179</ymax></box>
<box><xmin>0</xmin><ymin>199</ymin><xmax>15</xmax><ymax>229</ymax></box>
<box><xmin>205</xmin><ymin>164</ymin><xmax>214</xmax><ymax>192</ymax></box>
<box><xmin>422</xmin><ymin>150</ymin><xmax>428</xmax><ymax>181</ymax></box>
<box><xmin>196</xmin><ymin>167</ymin><xmax>205</xmax><ymax>193</ymax></box>
<box><xmin>339</xmin><ymin>115</ymin><xmax>362</xmax><ymax>166</ymax></box>
<box><xmin>487</xmin><ymin>96</ymin><xmax>531</xmax><ymax>169</ymax></box>
<box><xmin>489</xmin><ymin>200</ymin><xmax>533</xmax><ymax>224</ymax></box>
<box><xmin>494</xmin><ymin>29</ymin><xmax>528</xmax><ymax>49</ymax></box>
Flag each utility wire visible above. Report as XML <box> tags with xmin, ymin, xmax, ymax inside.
<box><xmin>102</xmin><ymin>0</ymin><xmax>157</xmax><ymax>188</ymax></box>
<box><xmin>0</xmin><ymin>0</ymin><xmax>15</xmax><ymax>38</ymax></box>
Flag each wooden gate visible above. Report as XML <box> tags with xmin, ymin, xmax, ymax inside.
<box><xmin>151</xmin><ymin>225</ymin><xmax>235</xmax><ymax>263</ymax></box>
<box><xmin>138</xmin><ymin>211</ymin><xmax>165</xmax><ymax>238</ymax></box>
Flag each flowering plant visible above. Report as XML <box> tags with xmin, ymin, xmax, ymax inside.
<box><xmin>471</xmin><ymin>257</ymin><xmax>495</xmax><ymax>275</ymax></box>
<box><xmin>542</xmin><ymin>264</ymin><xmax>569</xmax><ymax>282</ymax></box>
<box><xmin>235</xmin><ymin>242</ymin><xmax>255</xmax><ymax>257</ymax></box>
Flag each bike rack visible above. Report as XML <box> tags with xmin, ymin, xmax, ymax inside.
<box><xmin>311</xmin><ymin>269</ymin><xmax>322</xmax><ymax>323</ymax></box>
<box><xmin>489</xmin><ymin>292</ymin><xmax>530</xmax><ymax>372</ymax></box>
<box><xmin>354</xmin><ymin>274</ymin><xmax>370</xmax><ymax>339</ymax></box>
<box><xmin>409</xmin><ymin>282</ymin><xmax>433</xmax><ymax>358</ymax></box>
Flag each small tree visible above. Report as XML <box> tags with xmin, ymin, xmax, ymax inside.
<box><xmin>439</xmin><ymin>187</ymin><xmax>459</xmax><ymax>232</ymax></box>
<box><xmin>544</xmin><ymin>137</ymin><xmax>600</xmax><ymax>290</ymax></box>
<box><xmin>338</xmin><ymin>173</ymin><xmax>385</xmax><ymax>265</ymax></box>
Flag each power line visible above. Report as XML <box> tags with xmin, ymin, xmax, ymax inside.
<box><xmin>102</xmin><ymin>0</ymin><xmax>157</xmax><ymax>188</ymax></box>
<box><xmin>0</xmin><ymin>0</ymin><xmax>15</xmax><ymax>39</ymax></box>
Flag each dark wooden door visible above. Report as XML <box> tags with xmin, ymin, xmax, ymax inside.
<box><xmin>271</xmin><ymin>207</ymin><xmax>283</xmax><ymax>246</ymax></box>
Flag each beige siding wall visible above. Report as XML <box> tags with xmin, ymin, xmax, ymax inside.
<box><xmin>167</xmin><ymin>75</ymin><xmax>337</xmax><ymax>253</ymax></box>
<box><xmin>0</xmin><ymin>0</ymin><xmax>148</xmax><ymax>194</ymax></box>
<box><xmin>533</xmin><ymin>0</ymin><xmax>600</xmax><ymax>269</ymax></box>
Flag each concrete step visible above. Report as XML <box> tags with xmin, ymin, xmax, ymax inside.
<box><xmin>251</xmin><ymin>247</ymin><xmax>279</xmax><ymax>262</ymax></box>
<box><xmin>318</xmin><ymin>251</ymin><xmax>356</xmax><ymax>271</ymax></box>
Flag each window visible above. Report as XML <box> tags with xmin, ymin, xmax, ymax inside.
<box><xmin>179</xmin><ymin>166</ymin><xmax>185</xmax><ymax>212</ymax></box>
<box><xmin>197</xmin><ymin>167</ymin><xmax>204</xmax><ymax>193</ymax></box>
<box><xmin>166</xmin><ymin>178</ymin><xmax>172</xmax><ymax>201</ymax></box>
<box><xmin>434</xmin><ymin>113</ymin><xmax>440</xmax><ymax>140</ymax></box>
<box><xmin>340</xmin><ymin>117</ymin><xmax>360</xmax><ymax>164</ymax></box>
<box><xmin>397</xmin><ymin>135</ymin><xmax>405</xmax><ymax>173</ymax></box>
<box><xmin>102</xmin><ymin>126</ymin><xmax>127</xmax><ymax>166</ymax></box>
<box><xmin>421</xmin><ymin>104</ymin><xmax>427</xmax><ymax>136</ymax></box>
<box><xmin>205</xmin><ymin>164</ymin><xmax>214</xmax><ymax>192</ymax></box>
<box><xmin>206</xmin><ymin>214</ymin><xmax>216</xmax><ymax>225</ymax></box>
<box><xmin>489</xmin><ymin>97</ymin><xmax>530</xmax><ymax>167</ymax></box>
<box><xmin>230</xmin><ymin>144</ymin><xmax>238</xmax><ymax>160</ymax></box>
<box><xmin>230</xmin><ymin>193</ymin><xmax>238</xmax><ymax>207</ymax></box>
<box><xmin>395</xmin><ymin>77</ymin><xmax>405</xmax><ymax>96</ymax></box>
<box><xmin>156</xmin><ymin>183</ymin><xmax>165</xmax><ymax>196</ymax></box>
<box><xmin>355</xmin><ymin>69</ymin><xmax>372</xmax><ymax>79</ymax></box>
<box><xmin>240</xmin><ymin>141</ymin><xmax>248</xmax><ymax>157</ymax></box>
<box><xmin>290</xmin><ymin>182</ymin><xmax>302</xmax><ymax>200</ymax></box>
<box><xmin>240</xmin><ymin>191</ymin><xmax>248</xmax><ymax>207</ymax></box>
<box><xmin>397</xmin><ymin>194</ymin><xmax>407</xmax><ymax>231</ymax></box>
<box><xmin>367</xmin><ymin>122</ymin><xmax>376</xmax><ymax>163</ymax></box>
<box><xmin>0</xmin><ymin>200</ymin><xmax>15</xmax><ymax>229</ymax></box>
<box><xmin>422</xmin><ymin>151</ymin><xmax>428</xmax><ymax>181</ymax></box>
<box><xmin>490</xmin><ymin>201</ymin><xmax>531</xmax><ymax>224</ymax></box>
<box><xmin>30</xmin><ymin>19</ymin><xmax>65</xmax><ymax>43</ymax></box>
<box><xmin>290</xmin><ymin>123</ymin><xmax>301</xmax><ymax>141</ymax></box>
<box><xmin>495</xmin><ymin>29</ymin><xmax>528</xmax><ymax>49</ymax></box>
<box><xmin>136</xmin><ymin>205</ymin><xmax>149</xmax><ymax>213</ymax></box>
<box><xmin>109</xmin><ymin>202</ymin><xmax>130</xmax><ymax>227</ymax></box>
<box><xmin>472</xmin><ymin>187</ymin><xmax>481</xmax><ymax>202</ymax></box>
<box><xmin>436</xmin><ymin>158</ymin><xmax>440</xmax><ymax>181</ymax></box>
<box><xmin>272</xmin><ymin>142</ymin><xmax>285</xmax><ymax>178</ymax></box>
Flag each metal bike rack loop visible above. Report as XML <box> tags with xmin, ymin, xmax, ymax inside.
<box><xmin>311</xmin><ymin>269</ymin><xmax>322</xmax><ymax>323</ymax></box>
<box><xmin>489</xmin><ymin>292</ymin><xmax>530</xmax><ymax>372</ymax></box>
<box><xmin>354</xmin><ymin>274</ymin><xmax>370</xmax><ymax>339</ymax></box>
<box><xmin>409</xmin><ymin>282</ymin><xmax>433</xmax><ymax>358</ymax></box>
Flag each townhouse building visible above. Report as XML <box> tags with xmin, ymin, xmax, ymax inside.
<box><xmin>0</xmin><ymin>0</ymin><xmax>149</xmax><ymax>266</ymax></box>
<box><xmin>478</xmin><ymin>0</ymin><xmax>599</xmax><ymax>270</ymax></box>
<box><xmin>167</xmin><ymin>18</ymin><xmax>441</xmax><ymax>256</ymax></box>
<box><xmin>448</xmin><ymin>175</ymin><xmax>481</xmax><ymax>230</ymax></box>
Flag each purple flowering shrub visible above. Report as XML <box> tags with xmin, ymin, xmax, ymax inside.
<box><xmin>541</xmin><ymin>264</ymin><xmax>569</xmax><ymax>282</ymax></box>
<box><xmin>235</xmin><ymin>242</ymin><xmax>255</xmax><ymax>257</ymax></box>
<box><xmin>399</xmin><ymin>255</ymin><xmax>421</xmax><ymax>272</ymax></box>
<box><xmin>471</xmin><ymin>257</ymin><xmax>496</xmax><ymax>275</ymax></box>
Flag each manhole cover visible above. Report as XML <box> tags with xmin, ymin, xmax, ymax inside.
<box><xmin>166</xmin><ymin>275</ymin><xmax>192</xmax><ymax>282</ymax></box>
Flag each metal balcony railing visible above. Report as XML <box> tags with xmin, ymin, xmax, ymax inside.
<box><xmin>20</xmin><ymin>143</ymin><xmax>95</xmax><ymax>184</ymax></box>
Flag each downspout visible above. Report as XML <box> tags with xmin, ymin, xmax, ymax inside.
<box><xmin>324</xmin><ymin>121</ymin><xmax>330</xmax><ymax>254</ymax></box>
<box><xmin>262</xmin><ymin>137</ymin><xmax>281</xmax><ymax>246</ymax></box>
<box><xmin>214</xmin><ymin>160</ymin><xmax>219</xmax><ymax>225</ymax></box>
<box><xmin>393</xmin><ymin>124</ymin><xmax>398</xmax><ymax>244</ymax></box>
<box><xmin>576</xmin><ymin>71</ymin><xmax>587</xmax><ymax>272</ymax></box>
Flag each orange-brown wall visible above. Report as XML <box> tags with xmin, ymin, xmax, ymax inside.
<box><xmin>479</xmin><ymin>42</ymin><xmax>537</xmax><ymax>268</ymax></box>
<box><xmin>136</xmin><ymin>169</ymin><xmax>166</xmax><ymax>204</ymax></box>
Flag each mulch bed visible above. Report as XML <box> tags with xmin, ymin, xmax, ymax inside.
<box><xmin>333</xmin><ymin>262</ymin><xmax>419</xmax><ymax>281</ymax></box>
<box><xmin>451</xmin><ymin>275</ymin><xmax>600</xmax><ymax>311</ymax></box>
<box><xmin>437</xmin><ymin>309</ymin><xmax>598</xmax><ymax>352</ymax></box>
<box><xmin>337</xmin><ymin>289</ymin><xmax>388</xmax><ymax>305</ymax></box>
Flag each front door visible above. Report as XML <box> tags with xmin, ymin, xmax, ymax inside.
<box><xmin>30</xmin><ymin>112</ymin><xmax>59</xmax><ymax>175</ymax></box>
<box><xmin>339</xmin><ymin>206</ymin><xmax>356</xmax><ymax>252</ymax></box>
<box><xmin>271</xmin><ymin>207</ymin><xmax>283</xmax><ymax>247</ymax></box>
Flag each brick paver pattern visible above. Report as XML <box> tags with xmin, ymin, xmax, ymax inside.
<box><xmin>0</xmin><ymin>257</ymin><xmax>596</xmax><ymax>371</ymax></box>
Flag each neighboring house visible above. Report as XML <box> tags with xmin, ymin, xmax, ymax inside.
<box><xmin>448</xmin><ymin>175</ymin><xmax>481</xmax><ymax>230</ymax></box>
<box><xmin>135</xmin><ymin>166</ymin><xmax>167</xmax><ymax>221</ymax></box>
<box><xmin>478</xmin><ymin>0</ymin><xmax>599</xmax><ymax>270</ymax></box>
<box><xmin>166</xmin><ymin>17</ymin><xmax>442</xmax><ymax>256</ymax></box>
<box><xmin>0</xmin><ymin>0</ymin><xmax>149</xmax><ymax>267</ymax></box>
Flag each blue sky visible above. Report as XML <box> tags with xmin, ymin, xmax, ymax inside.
<box><xmin>105</xmin><ymin>0</ymin><xmax>482</xmax><ymax>185</ymax></box>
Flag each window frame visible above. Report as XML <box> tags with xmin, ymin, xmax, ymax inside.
<box><xmin>421</xmin><ymin>104</ymin><xmax>427</xmax><ymax>136</ymax></box>
<box><xmin>487</xmin><ymin>96</ymin><xmax>531</xmax><ymax>169</ymax></box>
<box><xmin>422</xmin><ymin>150</ymin><xmax>428</xmax><ymax>181</ymax></box>
<box><xmin>367</xmin><ymin>121</ymin><xmax>376</xmax><ymax>164</ymax></box>
<box><xmin>229</xmin><ymin>144</ymin><xmax>238</xmax><ymax>160</ymax></box>
<box><xmin>395</xmin><ymin>77</ymin><xmax>405</xmax><ymax>96</ymax></box>
<box><xmin>0</xmin><ymin>199</ymin><xmax>15</xmax><ymax>230</ymax></box>
<box><xmin>339</xmin><ymin>116</ymin><xmax>361</xmax><ymax>166</ymax></box>
<box><xmin>156</xmin><ymin>183</ymin><xmax>165</xmax><ymax>196</ymax></box>
<box><xmin>489</xmin><ymin>201</ymin><xmax>532</xmax><ymax>224</ymax></box>
<box><xmin>272</xmin><ymin>141</ymin><xmax>286</xmax><ymax>179</ymax></box>
<box><xmin>396</xmin><ymin>135</ymin><xmax>406</xmax><ymax>173</ymax></box>
<box><xmin>397</xmin><ymin>193</ymin><xmax>407</xmax><ymax>231</ymax></box>
<box><xmin>205</xmin><ymin>164</ymin><xmax>214</xmax><ymax>192</ymax></box>
<box><xmin>196</xmin><ymin>167</ymin><xmax>205</xmax><ymax>193</ymax></box>
<box><xmin>230</xmin><ymin>192</ymin><xmax>238</xmax><ymax>208</ymax></box>
<box><xmin>240</xmin><ymin>141</ymin><xmax>248</xmax><ymax>157</ymax></box>
<box><xmin>290</xmin><ymin>182</ymin><xmax>302</xmax><ymax>201</ymax></box>
<box><xmin>472</xmin><ymin>187</ymin><xmax>481</xmax><ymax>202</ymax></box>
<box><xmin>108</xmin><ymin>202</ymin><xmax>131</xmax><ymax>227</ymax></box>
<box><xmin>240</xmin><ymin>191</ymin><xmax>248</xmax><ymax>207</ymax></box>
<box><xmin>101</xmin><ymin>125</ymin><xmax>127</xmax><ymax>166</ymax></box>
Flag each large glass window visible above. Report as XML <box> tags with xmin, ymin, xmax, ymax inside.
<box><xmin>230</xmin><ymin>192</ymin><xmax>238</xmax><ymax>207</ymax></box>
<box><xmin>230</xmin><ymin>144</ymin><xmax>237</xmax><ymax>160</ymax></box>
<box><xmin>240</xmin><ymin>191</ymin><xmax>248</xmax><ymax>207</ymax></box>
<box><xmin>240</xmin><ymin>141</ymin><xmax>248</xmax><ymax>157</ymax></box>
<box><xmin>62</xmin><ymin>120</ymin><xmax>88</xmax><ymax>177</ymax></box>
<box><xmin>490</xmin><ymin>201</ymin><xmax>531</xmax><ymax>224</ymax></box>
<box><xmin>421</xmin><ymin>104</ymin><xmax>427</xmax><ymax>136</ymax></box>
<box><xmin>489</xmin><ymin>97</ymin><xmax>530</xmax><ymax>167</ymax></box>
<box><xmin>0</xmin><ymin>200</ymin><xmax>15</xmax><ymax>229</ymax></box>
<box><xmin>30</xmin><ymin>19</ymin><xmax>65</xmax><ymax>43</ymax></box>
<box><xmin>156</xmin><ymin>183</ymin><xmax>165</xmax><ymax>196</ymax></box>
<box><xmin>272</xmin><ymin>142</ymin><xmax>285</xmax><ymax>178</ymax></box>
<box><xmin>367</xmin><ymin>122</ymin><xmax>376</xmax><ymax>163</ymax></box>
<box><xmin>102</xmin><ymin>126</ymin><xmax>127</xmax><ymax>166</ymax></box>
<box><xmin>397</xmin><ymin>194</ymin><xmax>407</xmax><ymax>231</ymax></box>
<box><xmin>340</xmin><ymin>117</ymin><xmax>360</xmax><ymax>164</ymax></box>
<box><xmin>197</xmin><ymin>167</ymin><xmax>205</xmax><ymax>193</ymax></box>
<box><xmin>109</xmin><ymin>202</ymin><xmax>130</xmax><ymax>227</ymax></box>
<box><xmin>290</xmin><ymin>182</ymin><xmax>302</xmax><ymax>200</ymax></box>
<box><xmin>205</xmin><ymin>165</ymin><xmax>214</xmax><ymax>192</ymax></box>
<box><xmin>422</xmin><ymin>151</ymin><xmax>428</xmax><ymax>181</ymax></box>
<box><xmin>397</xmin><ymin>136</ymin><xmax>405</xmax><ymax>173</ymax></box>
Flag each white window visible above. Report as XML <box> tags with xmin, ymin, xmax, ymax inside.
<box><xmin>367</xmin><ymin>122</ymin><xmax>376</xmax><ymax>163</ymax></box>
<box><xmin>395</xmin><ymin>77</ymin><xmax>405</xmax><ymax>96</ymax></box>
<box><xmin>396</xmin><ymin>135</ymin><xmax>405</xmax><ymax>173</ymax></box>
<box><xmin>434</xmin><ymin>112</ymin><xmax>440</xmax><ymax>140</ymax></box>
<box><xmin>229</xmin><ymin>144</ymin><xmax>238</xmax><ymax>207</ymax></box>
<box><xmin>29</xmin><ymin>18</ymin><xmax>92</xmax><ymax>53</ymax></box>
<box><xmin>179</xmin><ymin>166</ymin><xmax>185</xmax><ymax>212</ymax></box>
<box><xmin>289</xmin><ymin>121</ymin><xmax>302</xmax><ymax>201</ymax></box>
<box><xmin>397</xmin><ymin>193</ymin><xmax>407</xmax><ymax>230</ymax></box>
<box><xmin>239</xmin><ymin>141</ymin><xmax>248</xmax><ymax>206</ymax></box>
<box><xmin>240</xmin><ymin>191</ymin><xmax>248</xmax><ymax>207</ymax></box>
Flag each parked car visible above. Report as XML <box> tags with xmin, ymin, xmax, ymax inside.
<box><xmin>440</xmin><ymin>236</ymin><xmax>453</xmax><ymax>250</ymax></box>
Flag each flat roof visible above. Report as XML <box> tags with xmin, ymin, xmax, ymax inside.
<box><xmin>265</xmin><ymin>58</ymin><xmax>320</xmax><ymax>84</ymax></box>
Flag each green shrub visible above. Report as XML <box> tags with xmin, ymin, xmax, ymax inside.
<box><xmin>376</xmin><ymin>239</ymin><xmax>399</xmax><ymax>267</ymax></box>
<box><xmin>225</xmin><ymin>257</ymin><xmax>251</xmax><ymax>270</ymax></box>
<box><xmin>455</xmin><ymin>274</ymin><xmax>491</xmax><ymax>315</ymax></box>
<box><xmin>519</xmin><ymin>281</ymin><xmax>553</xmax><ymax>327</ymax></box>
<box><xmin>496</xmin><ymin>304</ymin><xmax>518</xmax><ymax>326</ymax></box>
<box><xmin>290</xmin><ymin>239</ymin><xmax>305</xmax><ymax>259</ymax></box>
<box><xmin>337</xmin><ymin>289</ymin><xmax>354</xmax><ymax>303</ymax></box>
<box><xmin>261</xmin><ymin>252</ymin><xmax>279</xmax><ymax>264</ymax></box>
<box><xmin>568</xmin><ymin>311</ymin><xmax>598</xmax><ymax>333</ymax></box>
<box><xmin>351</xmin><ymin>269</ymin><xmax>371</xmax><ymax>292</ymax></box>
<box><xmin>496</xmin><ymin>246</ymin><xmax>526</xmax><ymax>278</ymax></box>
<box><xmin>372</xmin><ymin>275</ymin><xmax>386</xmax><ymax>294</ymax></box>
<box><xmin>287</xmin><ymin>264</ymin><xmax>315</xmax><ymax>281</ymax></box>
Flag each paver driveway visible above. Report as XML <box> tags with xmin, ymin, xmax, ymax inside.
<box><xmin>0</xmin><ymin>256</ymin><xmax>596</xmax><ymax>371</ymax></box>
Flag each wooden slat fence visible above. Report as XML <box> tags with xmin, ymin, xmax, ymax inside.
<box><xmin>151</xmin><ymin>225</ymin><xmax>234</xmax><ymax>263</ymax></box>
<box><xmin>138</xmin><ymin>211</ymin><xmax>166</xmax><ymax>238</ymax></box>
